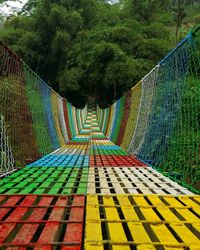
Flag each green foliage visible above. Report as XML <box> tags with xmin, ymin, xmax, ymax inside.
<box><xmin>0</xmin><ymin>76</ymin><xmax>36</xmax><ymax>165</ymax></box>
<box><xmin>59</xmin><ymin>67</ymin><xmax>84</xmax><ymax>92</ymax></box>
<box><xmin>0</xmin><ymin>0</ymin><xmax>199</xmax><ymax>107</ymax></box>
<box><xmin>159</xmin><ymin>75</ymin><xmax>200</xmax><ymax>190</ymax></box>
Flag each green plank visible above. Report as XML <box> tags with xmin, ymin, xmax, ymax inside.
<box><xmin>62</xmin><ymin>188</ymin><xmax>72</xmax><ymax>194</ymax></box>
<box><xmin>18</xmin><ymin>188</ymin><xmax>34</xmax><ymax>194</ymax></box>
<box><xmin>48</xmin><ymin>188</ymin><xmax>60</xmax><ymax>194</ymax></box>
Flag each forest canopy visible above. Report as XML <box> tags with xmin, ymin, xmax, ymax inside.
<box><xmin>0</xmin><ymin>0</ymin><xmax>200</xmax><ymax>107</ymax></box>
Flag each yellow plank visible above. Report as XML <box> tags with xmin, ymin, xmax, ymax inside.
<box><xmin>86</xmin><ymin>206</ymin><xmax>100</xmax><ymax>221</ymax></box>
<box><xmin>190</xmin><ymin>246</ymin><xmax>200</xmax><ymax>250</ymax></box>
<box><xmin>85</xmin><ymin>243</ymin><xmax>104</xmax><ymax>250</ymax></box>
<box><xmin>175</xmin><ymin>208</ymin><xmax>199</xmax><ymax>222</ymax></box>
<box><xmin>163</xmin><ymin>247</ymin><xmax>185</xmax><ymax>250</ymax></box>
<box><xmin>117</xmin><ymin>196</ymin><xmax>155</xmax><ymax>247</ymax></box>
<box><xmin>192</xmin><ymin>222</ymin><xmax>200</xmax><ymax>235</ymax></box>
<box><xmin>148</xmin><ymin>196</ymin><xmax>200</xmax><ymax>244</ymax></box>
<box><xmin>127</xmin><ymin>196</ymin><xmax>180</xmax><ymax>243</ymax></box>
<box><xmin>112</xmin><ymin>246</ymin><xmax>130</xmax><ymax>250</ymax></box>
<box><xmin>85</xmin><ymin>195</ymin><xmax>200</xmax><ymax>250</ymax></box>
<box><xmin>166</xmin><ymin>196</ymin><xmax>200</xmax><ymax>215</ymax></box>
<box><xmin>156</xmin><ymin>207</ymin><xmax>179</xmax><ymax>221</ymax></box>
<box><xmin>162</xmin><ymin>196</ymin><xmax>200</xmax><ymax>232</ymax></box>
<box><xmin>85</xmin><ymin>222</ymin><xmax>103</xmax><ymax>242</ymax></box>
<box><xmin>179</xmin><ymin>196</ymin><xmax>200</xmax><ymax>206</ymax></box>
<box><xmin>87</xmin><ymin>195</ymin><xmax>99</xmax><ymax>206</ymax></box>
<box><xmin>117</xmin><ymin>195</ymin><xmax>131</xmax><ymax>205</ymax></box>
<box><xmin>171</xmin><ymin>223</ymin><xmax>199</xmax><ymax>243</ymax></box>
<box><xmin>153</xmin><ymin>207</ymin><xmax>200</xmax><ymax>242</ymax></box>
<box><xmin>165</xmin><ymin>196</ymin><xmax>197</xmax><ymax>207</ymax></box>
<box><xmin>147</xmin><ymin>196</ymin><xmax>168</xmax><ymax>207</ymax></box>
<box><xmin>149</xmin><ymin>223</ymin><xmax>178</xmax><ymax>243</ymax></box>
<box><xmin>133</xmin><ymin>196</ymin><xmax>149</xmax><ymax>206</ymax></box>
<box><xmin>128</xmin><ymin>223</ymin><xmax>156</xmax><ymax>248</ymax></box>
<box><xmin>139</xmin><ymin>207</ymin><xmax>178</xmax><ymax>243</ymax></box>
<box><xmin>148</xmin><ymin>196</ymin><xmax>180</xmax><ymax>221</ymax></box>
<box><xmin>103</xmin><ymin>196</ymin><xmax>128</xmax><ymax>243</ymax></box>
<box><xmin>85</xmin><ymin>195</ymin><xmax>103</xmax><ymax>246</ymax></box>
<box><xmin>137</xmin><ymin>244</ymin><xmax>156</xmax><ymax>250</ymax></box>
<box><xmin>148</xmin><ymin>196</ymin><xmax>200</xmax><ymax>223</ymax></box>
<box><xmin>86</xmin><ymin>195</ymin><xmax>103</xmax><ymax>245</ymax></box>
<box><xmin>193</xmin><ymin>196</ymin><xmax>200</xmax><ymax>203</ymax></box>
<box><xmin>117</xmin><ymin>196</ymin><xmax>140</xmax><ymax>220</ymax></box>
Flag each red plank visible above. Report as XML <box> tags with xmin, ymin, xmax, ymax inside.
<box><xmin>0</xmin><ymin>224</ymin><xmax>15</xmax><ymax>243</ymax></box>
<box><xmin>61</xmin><ymin>247</ymin><xmax>81</xmax><ymax>250</ymax></box>
<box><xmin>6</xmin><ymin>196</ymin><xmax>36</xmax><ymax>221</ymax></box>
<box><xmin>0</xmin><ymin>195</ymin><xmax>6</xmax><ymax>203</ymax></box>
<box><xmin>6</xmin><ymin>207</ymin><xmax>28</xmax><ymax>221</ymax></box>
<box><xmin>7</xmin><ymin>248</ymin><xmax>26</xmax><ymax>250</ymax></box>
<box><xmin>12</xmin><ymin>196</ymin><xmax>54</xmax><ymax>244</ymax></box>
<box><xmin>0</xmin><ymin>195</ymin><xmax>85</xmax><ymax>248</ymax></box>
<box><xmin>0</xmin><ymin>196</ymin><xmax>36</xmax><ymax>243</ymax></box>
<box><xmin>37</xmin><ymin>222</ymin><xmax>59</xmax><ymax>243</ymax></box>
<box><xmin>0</xmin><ymin>208</ymin><xmax>9</xmax><ymax>219</ymax></box>
<box><xmin>37</xmin><ymin>196</ymin><xmax>68</xmax><ymax>243</ymax></box>
<box><xmin>63</xmin><ymin>196</ymin><xmax>84</xmax><ymax>246</ymax></box>
<box><xmin>34</xmin><ymin>247</ymin><xmax>52</xmax><ymax>250</ymax></box>
<box><xmin>12</xmin><ymin>224</ymin><xmax>39</xmax><ymax>244</ymax></box>
<box><xmin>48</xmin><ymin>196</ymin><xmax>68</xmax><ymax>221</ymax></box>
<box><xmin>64</xmin><ymin>223</ymin><xmax>83</xmax><ymax>244</ymax></box>
<box><xmin>72</xmin><ymin>196</ymin><xmax>85</xmax><ymax>207</ymax></box>
<box><xmin>19</xmin><ymin>195</ymin><xmax>37</xmax><ymax>206</ymax></box>
<box><xmin>2</xmin><ymin>196</ymin><xmax>22</xmax><ymax>206</ymax></box>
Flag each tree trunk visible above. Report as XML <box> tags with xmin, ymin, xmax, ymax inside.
<box><xmin>175</xmin><ymin>0</ymin><xmax>181</xmax><ymax>44</ymax></box>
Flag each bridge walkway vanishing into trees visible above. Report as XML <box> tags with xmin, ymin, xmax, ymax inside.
<box><xmin>0</xmin><ymin>27</ymin><xmax>200</xmax><ymax>249</ymax></box>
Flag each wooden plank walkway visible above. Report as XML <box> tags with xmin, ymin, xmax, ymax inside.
<box><xmin>85</xmin><ymin>195</ymin><xmax>200</xmax><ymax>250</ymax></box>
<box><xmin>0</xmin><ymin>106</ymin><xmax>199</xmax><ymax>249</ymax></box>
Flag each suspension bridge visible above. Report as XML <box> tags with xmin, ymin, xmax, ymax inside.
<box><xmin>0</xmin><ymin>27</ymin><xmax>200</xmax><ymax>249</ymax></box>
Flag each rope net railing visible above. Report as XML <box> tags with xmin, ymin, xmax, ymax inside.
<box><xmin>97</xmin><ymin>28</ymin><xmax>200</xmax><ymax>192</ymax></box>
<box><xmin>0</xmin><ymin>28</ymin><xmax>200</xmax><ymax>192</ymax></box>
<box><xmin>0</xmin><ymin>42</ymin><xmax>87</xmax><ymax>176</ymax></box>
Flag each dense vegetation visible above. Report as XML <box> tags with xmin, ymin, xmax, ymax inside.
<box><xmin>0</xmin><ymin>0</ymin><xmax>200</xmax><ymax>107</ymax></box>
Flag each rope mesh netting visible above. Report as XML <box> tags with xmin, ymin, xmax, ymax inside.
<box><xmin>0</xmin><ymin>28</ymin><xmax>200</xmax><ymax>192</ymax></box>
<box><xmin>0</xmin><ymin>42</ymin><xmax>87</xmax><ymax>176</ymax></box>
<box><xmin>97</xmin><ymin>28</ymin><xmax>200</xmax><ymax>192</ymax></box>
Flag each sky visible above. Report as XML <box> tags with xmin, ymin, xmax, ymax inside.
<box><xmin>0</xmin><ymin>0</ymin><xmax>119</xmax><ymax>18</ymax></box>
<box><xmin>0</xmin><ymin>0</ymin><xmax>28</xmax><ymax>17</ymax></box>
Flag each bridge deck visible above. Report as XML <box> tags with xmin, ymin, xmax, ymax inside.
<box><xmin>0</xmin><ymin>106</ymin><xmax>199</xmax><ymax>249</ymax></box>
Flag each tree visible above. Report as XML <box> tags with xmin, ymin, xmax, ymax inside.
<box><xmin>173</xmin><ymin>0</ymin><xmax>186</xmax><ymax>43</ymax></box>
<box><xmin>0</xmin><ymin>0</ymin><xmax>180</xmax><ymax>107</ymax></box>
